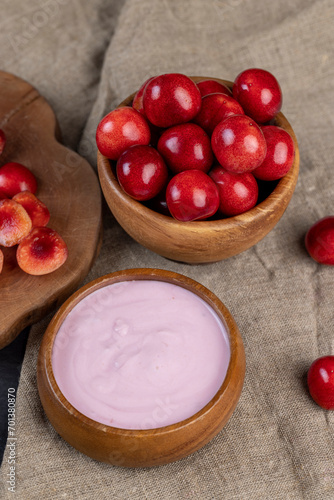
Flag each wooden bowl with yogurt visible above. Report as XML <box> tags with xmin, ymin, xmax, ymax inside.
<box><xmin>97</xmin><ymin>77</ymin><xmax>299</xmax><ymax>264</ymax></box>
<box><xmin>37</xmin><ymin>268</ymin><xmax>245</xmax><ymax>467</ymax></box>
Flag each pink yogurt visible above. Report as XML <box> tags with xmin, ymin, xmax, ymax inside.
<box><xmin>52</xmin><ymin>280</ymin><xmax>230</xmax><ymax>430</ymax></box>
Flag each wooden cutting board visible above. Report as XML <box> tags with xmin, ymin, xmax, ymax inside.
<box><xmin>0</xmin><ymin>71</ymin><xmax>102</xmax><ymax>349</ymax></box>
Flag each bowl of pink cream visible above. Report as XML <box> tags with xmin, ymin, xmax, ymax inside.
<box><xmin>37</xmin><ymin>268</ymin><xmax>245</xmax><ymax>467</ymax></box>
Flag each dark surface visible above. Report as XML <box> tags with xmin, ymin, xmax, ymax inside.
<box><xmin>0</xmin><ymin>328</ymin><xmax>29</xmax><ymax>466</ymax></box>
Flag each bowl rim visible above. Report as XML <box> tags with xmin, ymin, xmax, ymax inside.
<box><xmin>38</xmin><ymin>267</ymin><xmax>245</xmax><ymax>437</ymax></box>
<box><xmin>97</xmin><ymin>76</ymin><xmax>300</xmax><ymax>232</ymax></box>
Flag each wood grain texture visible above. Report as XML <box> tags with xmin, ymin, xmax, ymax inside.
<box><xmin>97</xmin><ymin>77</ymin><xmax>299</xmax><ymax>264</ymax></box>
<box><xmin>0</xmin><ymin>71</ymin><xmax>102</xmax><ymax>349</ymax></box>
<box><xmin>37</xmin><ymin>268</ymin><xmax>245</xmax><ymax>467</ymax></box>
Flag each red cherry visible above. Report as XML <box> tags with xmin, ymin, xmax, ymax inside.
<box><xmin>0</xmin><ymin>162</ymin><xmax>38</xmax><ymax>197</ymax></box>
<box><xmin>143</xmin><ymin>73</ymin><xmax>201</xmax><ymax>128</ymax></box>
<box><xmin>307</xmin><ymin>356</ymin><xmax>334</xmax><ymax>409</ymax></box>
<box><xmin>132</xmin><ymin>77</ymin><xmax>155</xmax><ymax>116</ymax></box>
<box><xmin>131</xmin><ymin>78</ymin><xmax>165</xmax><ymax>143</ymax></box>
<box><xmin>116</xmin><ymin>145</ymin><xmax>168</xmax><ymax>201</ymax></box>
<box><xmin>193</xmin><ymin>93</ymin><xmax>244</xmax><ymax>136</ymax></box>
<box><xmin>211</xmin><ymin>115</ymin><xmax>267</xmax><ymax>173</ymax></box>
<box><xmin>197</xmin><ymin>79</ymin><xmax>232</xmax><ymax>98</ymax></box>
<box><xmin>166</xmin><ymin>170</ymin><xmax>219</xmax><ymax>222</ymax></box>
<box><xmin>157</xmin><ymin>123</ymin><xmax>213</xmax><ymax>174</ymax></box>
<box><xmin>233</xmin><ymin>68</ymin><xmax>282</xmax><ymax>123</ymax></box>
<box><xmin>252</xmin><ymin>126</ymin><xmax>295</xmax><ymax>181</ymax></box>
<box><xmin>209</xmin><ymin>165</ymin><xmax>258</xmax><ymax>216</ymax></box>
<box><xmin>0</xmin><ymin>129</ymin><xmax>6</xmax><ymax>155</ymax></box>
<box><xmin>305</xmin><ymin>217</ymin><xmax>334</xmax><ymax>265</ymax></box>
<box><xmin>96</xmin><ymin>107</ymin><xmax>151</xmax><ymax>160</ymax></box>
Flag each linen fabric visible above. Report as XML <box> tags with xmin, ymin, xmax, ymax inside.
<box><xmin>1</xmin><ymin>1</ymin><xmax>334</xmax><ymax>498</ymax></box>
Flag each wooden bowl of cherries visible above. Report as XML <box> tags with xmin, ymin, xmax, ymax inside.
<box><xmin>97</xmin><ymin>69</ymin><xmax>300</xmax><ymax>264</ymax></box>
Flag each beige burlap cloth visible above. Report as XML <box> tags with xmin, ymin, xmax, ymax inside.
<box><xmin>1</xmin><ymin>0</ymin><xmax>334</xmax><ymax>498</ymax></box>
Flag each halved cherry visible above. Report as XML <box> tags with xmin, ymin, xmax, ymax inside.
<box><xmin>0</xmin><ymin>199</ymin><xmax>32</xmax><ymax>247</ymax></box>
<box><xmin>13</xmin><ymin>191</ymin><xmax>50</xmax><ymax>227</ymax></box>
<box><xmin>16</xmin><ymin>227</ymin><xmax>68</xmax><ymax>276</ymax></box>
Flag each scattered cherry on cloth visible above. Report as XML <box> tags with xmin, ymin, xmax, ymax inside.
<box><xmin>305</xmin><ymin>217</ymin><xmax>334</xmax><ymax>265</ymax></box>
<box><xmin>308</xmin><ymin>356</ymin><xmax>334</xmax><ymax>410</ymax></box>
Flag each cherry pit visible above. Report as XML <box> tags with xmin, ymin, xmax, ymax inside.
<box><xmin>96</xmin><ymin>69</ymin><xmax>296</xmax><ymax>222</ymax></box>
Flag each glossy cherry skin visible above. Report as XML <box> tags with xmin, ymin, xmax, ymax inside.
<box><xmin>116</xmin><ymin>145</ymin><xmax>168</xmax><ymax>201</ymax></box>
<box><xmin>307</xmin><ymin>356</ymin><xmax>334</xmax><ymax>409</ymax></box>
<box><xmin>197</xmin><ymin>79</ymin><xmax>232</xmax><ymax>98</ymax></box>
<box><xmin>305</xmin><ymin>217</ymin><xmax>334</xmax><ymax>265</ymax></box>
<box><xmin>0</xmin><ymin>129</ymin><xmax>6</xmax><ymax>155</ymax></box>
<box><xmin>211</xmin><ymin>115</ymin><xmax>267</xmax><ymax>173</ymax></box>
<box><xmin>253</xmin><ymin>126</ymin><xmax>295</xmax><ymax>181</ymax></box>
<box><xmin>0</xmin><ymin>162</ymin><xmax>38</xmax><ymax>197</ymax></box>
<box><xmin>209</xmin><ymin>165</ymin><xmax>258</xmax><ymax>216</ymax></box>
<box><xmin>233</xmin><ymin>68</ymin><xmax>282</xmax><ymax>123</ymax></box>
<box><xmin>96</xmin><ymin>107</ymin><xmax>151</xmax><ymax>161</ymax></box>
<box><xmin>157</xmin><ymin>123</ymin><xmax>213</xmax><ymax>174</ymax></box>
<box><xmin>132</xmin><ymin>77</ymin><xmax>155</xmax><ymax>116</ymax></box>
<box><xmin>166</xmin><ymin>170</ymin><xmax>219</xmax><ymax>222</ymax></box>
<box><xmin>193</xmin><ymin>93</ymin><xmax>244</xmax><ymax>136</ymax></box>
<box><xmin>143</xmin><ymin>73</ymin><xmax>201</xmax><ymax>128</ymax></box>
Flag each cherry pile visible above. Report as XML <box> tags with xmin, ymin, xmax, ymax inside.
<box><xmin>0</xmin><ymin>133</ymin><xmax>68</xmax><ymax>276</ymax></box>
<box><xmin>96</xmin><ymin>69</ymin><xmax>296</xmax><ymax>222</ymax></box>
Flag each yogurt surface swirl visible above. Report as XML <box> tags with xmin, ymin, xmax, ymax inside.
<box><xmin>52</xmin><ymin>280</ymin><xmax>230</xmax><ymax>429</ymax></box>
